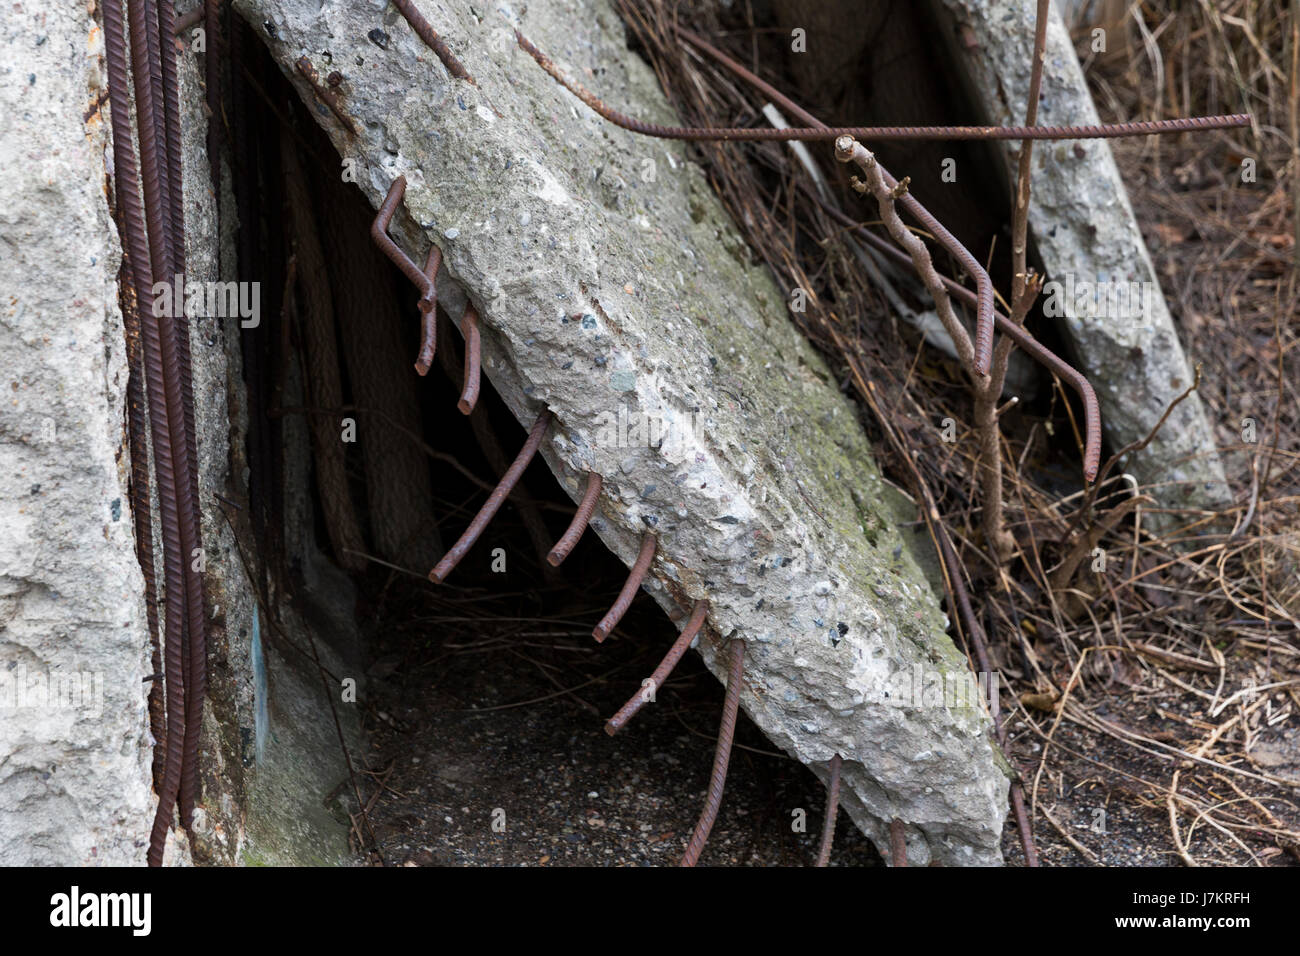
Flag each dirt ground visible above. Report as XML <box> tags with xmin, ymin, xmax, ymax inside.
<box><xmin>358</xmin><ymin>568</ymin><xmax>882</xmax><ymax>867</ymax></box>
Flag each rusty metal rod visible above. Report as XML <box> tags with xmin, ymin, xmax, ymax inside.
<box><xmin>668</xmin><ymin>30</ymin><xmax>998</xmax><ymax>374</ymax></box>
<box><xmin>141</xmin><ymin>0</ymin><xmax>171</xmax><ymax>282</ymax></box>
<box><xmin>680</xmin><ymin>638</ymin><xmax>745</xmax><ymax>866</ymax></box>
<box><xmin>815</xmin><ymin>754</ymin><xmax>843</xmax><ymax>867</ymax></box>
<box><xmin>370</xmin><ymin>175</ymin><xmax>436</xmax><ymax>314</ymax></box>
<box><xmin>1011</xmin><ymin>780</ymin><xmax>1038</xmax><ymax>866</ymax></box>
<box><xmin>415</xmin><ymin>245</ymin><xmax>441</xmax><ymax>375</ymax></box>
<box><xmin>605</xmin><ymin>599</ymin><xmax>708</xmax><ymax>735</ymax></box>
<box><xmin>391</xmin><ymin>0</ymin><xmax>476</xmax><ymax>84</ymax></box>
<box><xmin>890</xmin><ymin>818</ymin><xmax>908</xmax><ymax>866</ymax></box>
<box><xmin>156</xmin><ymin>0</ymin><xmax>207</xmax><ymax>834</ymax></box>
<box><xmin>429</xmin><ymin>409</ymin><xmax>552</xmax><ymax>582</ymax></box>
<box><xmin>518</xmin><ymin>31</ymin><xmax>1248</xmax><ymax>143</ymax></box>
<box><xmin>117</xmin><ymin>0</ymin><xmax>189</xmax><ymax>867</ymax></box>
<box><xmin>818</xmin><ymin>199</ymin><xmax>1101</xmax><ymax>480</ymax></box>
<box><xmin>547</xmin><ymin>472</ymin><xmax>602</xmax><ymax>566</ymax></box>
<box><xmin>592</xmin><ymin>533</ymin><xmax>656</xmax><ymax>642</ymax></box>
<box><xmin>296</xmin><ymin>55</ymin><xmax>359</xmax><ymax>135</ymax></box>
<box><xmin>457</xmin><ymin>303</ymin><xmax>481</xmax><ymax>415</ymax></box>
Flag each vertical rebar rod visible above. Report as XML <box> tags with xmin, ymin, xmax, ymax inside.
<box><xmin>457</xmin><ymin>303</ymin><xmax>481</xmax><ymax>414</ymax></box>
<box><xmin>415</xmin><ymin>245</ymin><xmax>441</xmax><ymax>375</ymax></box>
<box><xmin>815</xmin><ymin>754</ymin><xmax>843</xmax><ymax>867</ymax></box>
<box><xmin>680</xmin><ymin>638</ymin><xmax>745</xmax><ymax>867</ymax></box>
<box><xmin>890</xmin><ymin>818</ymin><xmax>908</xmax><ymax>867</ymax></box>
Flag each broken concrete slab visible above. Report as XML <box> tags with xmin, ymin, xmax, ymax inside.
<box><xmin>236</xmin><ymin>0</ymin><xmax>1010</xmax><ymax>863</ymax></box>
<box><xmin>930</xmin><ymin>0</ymin><xmax>1232</xmax><ymax>522</ymax></box>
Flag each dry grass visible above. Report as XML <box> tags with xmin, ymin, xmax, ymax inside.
<box><xmin>613</xmin><ymin>0</ymin><xmax>1300</xmax><ymax>865</ymax></box>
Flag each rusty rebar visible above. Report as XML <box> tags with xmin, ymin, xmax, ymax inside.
<box><xmin>115</xmin><ymin>0</ymin><xmax>188</xmax><ymax>867</ymax></box>
<box><xmin>457</xmin><ymin>303</ymin><xmax>481</xmax><ymax>415</ymax></box>
<box><xmin>391</xmin><ymin>0</ymin><xmax>476</xmax><ymax>85</ymax></box>
<box><xmin>371</xmin><ymin>176</ymin><xmax>436</xmax><ymax>313</ymax></box>
<box><xmin>680</xmin><ymin>638</ymin><xmax>745</xmax><ymax>867</ymax></box>
<box><xmin>429</xmin><ymin>409</ymin><xmax>552</xmax><ymax>582</ymax></box>
<box><xmin>592</xmin><ymin>533</ymin><xmax>656</xmax><ymax>642</ymax></box>
<box><xmin>815</xmin><ymin>754</ymin><xmax>842</xmax><ymax>867</ymax></box>
<box><xmin>155</xmin><ymin>0</ymin><xmax>207</xmax><ymax>833</ymax></box>
<box><xmin>890</xmin><ymin>818</ymin><xmax>908</xmax><ymax>866</ymax></box>
<box><xmin>296</xmin><ymin>56</ymin><xmax>360</xmax><ymax>135</ymax></box>
<box><xmin>548</xmin><ymin>472</ymin><xmax>602</xmax><ymax>566</ymax></box>
<box><xmin>141</xmin><ymin>0</ymin><xmax>171</xmax><ymax>280</ymax></box>
<box><xmin>415</xmin><ymin>245</ymin><xmax>441</xmax><ymax>375</ymax></box>
<box><xmin>667</xmin><ymin>30</ymin><xmax>999</xmax><ymax>374</ymax></box>
<box><xmin>605</xmin><ymin>599</ymin><xmax>708</xmax><ymax>735</ymax></box>
<box><xmin>818</xmin><ymin>200</ymin><xmax>1101</xmax><ymax>481</ymax></box>
<box><xmin>107</xmin><ymin>9</ymin><xmax>165</xmax><ymax>800</ymax></box>
<box><xmin>705</xmin><ymin>30</ymin><xmax>1097</xmax><ymax>469</ymax></box>
<box><xmin>1011</xmin><ymin>781</ymin><xmax>1039</xmax><ymax>866</ymax></box>
<box><xmin>517</xmin><ymin>31</ymin><xmax>1248</xmax><ymax>144</ymax></box>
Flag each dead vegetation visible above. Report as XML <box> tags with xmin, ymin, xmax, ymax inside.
<box><xmin>606</xmin><ymin>0</ymin><xmax>1300</xmax><ymax>865</ymax></box>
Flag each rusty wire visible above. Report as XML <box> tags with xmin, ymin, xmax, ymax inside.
<box><xmin>296</xmin><ymin>55</ymin><xmax>359</xmax><ymax>135</ymax></box>
<box><xmin>592</xmin><ymin>534</ymin><xmax>657</xmax><ymax>642</ymax></box>
<box><xmin>429</xmin><ymin>409</ymin><xmax>552</xmax><ymax>582</ymax></box>
<box><xmin>516</xmin><ymin>31</ymin><xmax>1248</xmax><ymax>144</ymax></box>
<box><xmin>680</xmin><ymin>638</ymin><xmax>745</xmax><ymax>867</ymax></box>
<box><xmin>416</xmin><ymin>245</ymin><xmax>441</xmax><ymax>375</ymax></box>
<box><xmin>457</xmin><ymin>303</ymin><xmax>482</xmax><ymax>415</ymax></box>
<box><xmin>391</xmin><ymin>0</ymin><xmax>476</xmax><ymax>84</ymax></box>
<box><xmin>370</xmin><ymin>176</ymin><xmax>437</xmax><ymax>314</ymax></box>
<box><xmin>815</xmin><ymin>754</ymin><xmax>843</xmax><ymax>867</ymax></box>
<box><xmin>548</xmin><ymin>472</ymin><xmax>602</xmax><ymax>566</ymax></box>
<box><xmin>890</xmin><ymin>818</ymin><xmax>908</xmax><ymax>867</ymax></box>
<box><xmin>604</xmin><ymin>599</ymin><xmax>709</xmax><ymax>735</ymax></box>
